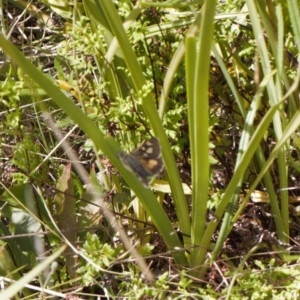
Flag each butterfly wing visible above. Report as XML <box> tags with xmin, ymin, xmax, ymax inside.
<box><xmin>118</xmin><ymin>151</ymin><xmax>153</xmax><ymax>187</ymax></box>
<box><xmin>118</xmin><ymin>137</ymin><xmax>163</xmax><ymax>187</ymax></box>
<box><xmin>131</xmin><ymin>137</ymin><xmax>162</xmax><ymax>159</ymax></box>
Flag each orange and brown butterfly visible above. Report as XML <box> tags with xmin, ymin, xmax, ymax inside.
<box><xmin>118</xmin><ymin>137</ymin><xmax>163</xmax><ymax>187</ymax></box>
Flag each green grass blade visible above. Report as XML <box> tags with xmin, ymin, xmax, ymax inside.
<box><xmin>185</xmin><ymin>0</ymin><xmax>217</xmax><ymax>269</ymax></box>
<box><xmin>95</xmin><ymin>0</ymin><xmax>191</xmax><ymax>243</ymax></box>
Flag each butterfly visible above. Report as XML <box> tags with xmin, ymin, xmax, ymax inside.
<box><xmin>118</xmin><ymin>137</ymin><xmax>164</xmax><ymax>187</ymax></box>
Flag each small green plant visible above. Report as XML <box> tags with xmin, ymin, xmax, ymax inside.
<box><xmin>77</xmin><ymin>232</ymin><xmax>122</xmax><ymax>284</ymax></box>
